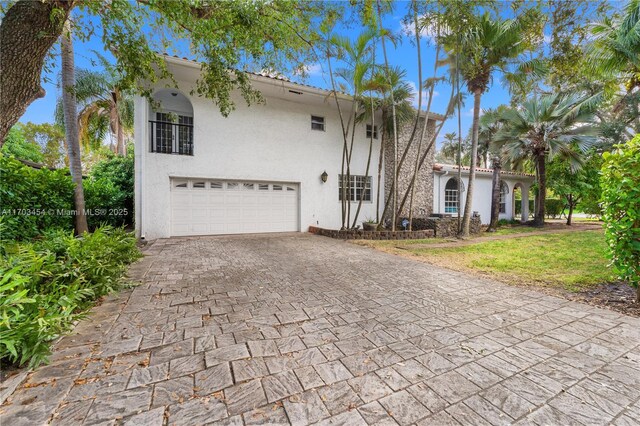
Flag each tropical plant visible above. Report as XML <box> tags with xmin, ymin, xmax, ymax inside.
<box><xmin>436</xmin><ymin>132</ymin><xmax>460</xmax><ymax>164</ymax></box>
<box><xmin>601</xmin><ymin>135</ymin><xmax>640</xmax><ymax>302</ymax></box>
<box><xmin>327</xmin><ymin>28</ymin><xmax>377</xmax><ymax>229</ymax></box>
<box><xmin>0</xmin><ymin>154</ymin><xmax>75</xmax><ymax>240</ymax></box>
<box><xmin>1</xmin><ymin>126</ymin><xmax>44</xmax><ymax>163</ymax></box>
<box><xmin>445</xmin><ymin>13</ymin><xmax>534</xmax><ymax>237</ymax></box>
<box><xmin>493</xmin><ymin>93</ymin><xmax>600</xmax><ymax>226</ymax></box>
<box><xmin>60</xmin><ymin>20</ymin><xmax>88</xmax><ymax>234</ymax></box>
<box><xmin>367</xmin><ymin>67</ymin><xmax>415</xmax><ymax>225</ymax></box>
<box><xmin>55</xmin><ymin>53</ymin><xmax>134</xmax><ymax>155</ymax></box>
<box><xmin>588</xmin><ymin>0</ymin><xmax>640</xmax><ymax>92</ymax></box>
<box><xmin>0</xmin><ymin>226</ymin><xmax>141</xmax><ymax>367</ymax></box>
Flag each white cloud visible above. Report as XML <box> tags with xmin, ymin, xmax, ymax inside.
<box><xmin>302</xmin><ymin>63</ymin><xmax>323</xmax><ymax>76</ymax></box>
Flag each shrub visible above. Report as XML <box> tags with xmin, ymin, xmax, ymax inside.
<box><xmin>89</xmin><ymin>151</ymin><xmax>134</xmax><ymax>226</ymax></box>
<box><xmin>601</xmin><ymin>136</ymin><xmax>640</xmax><ymax>300</ymax></box>
<box><xmin>545</xmin><ymin>199</ymin><xmax>564</xmax><ymax>218</ymax></box>
<box><xmin>0</xmin><ymin>227</ymin><xmax>141</xmax><ymax>367</ymax></box>
<box><xmin>84</xmin><ymin>178</ymin><xmax>127</xmax><ymax>228</ymax></box>
<box><xmin>0</xmin><ymin>154</ymin><xmax>74</xmax><ymax>240</ymax></box>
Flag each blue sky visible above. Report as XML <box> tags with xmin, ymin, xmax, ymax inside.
<box><xmin>17</xmin><ymin>2</ymin><xmax>547</xmax><ymax>149</ymax></box>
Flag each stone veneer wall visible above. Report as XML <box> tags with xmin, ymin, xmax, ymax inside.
<box><xmin>309</xmin><ymin>226</ymin><xmax>435</xmax><ymax>240</ymax></box>
<box><xmin>400</xmin><ymin>216</ymin><xmax>483</xmax><ymax>237</ymax></box>
<box><xmin>383</xmin><ymin>117</ymin><xmax>436</xmax><ymax>221</ymax></box>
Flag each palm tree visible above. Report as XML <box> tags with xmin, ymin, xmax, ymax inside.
<box><xmin>446</xmin><ymin>13</ymin><xmax>531</xmax><ymax>237</ymax></box>
<box><xmin>329</xmin><ymin>29</ymin><xmax>376</xmax><ymax>228</ymax></box>
<box><xmin>436</xmin><ymin>132</ymin><xmax>460</xmax><ymax>163</ymax></box>
<box><xmin>55</xmin><ymin>53</ymin><xmax>134</xmax><ymax>156</ymax></box>
<box><xmin>60</xmin><ymin>20</ymin><xmax>88</xmax><ymax>234</ymax></box>
<box><xmin>588</xmin><ymin>0</ymin><xmax>640</xmax><ymax>143</ymax></box>
<box><xmin>493</xmin><ymin>93</ymin><xmax>600</xmax><ymax>226</ymax></box>
<box><xmin>588</xmin><ymin>0</ymin><xmax>640</xmax><ymax>93</ymax></box>
<box><xmin>368</xmin><ymin>67</ymin><xmax>415</xmax><ymax>225</ymax></box>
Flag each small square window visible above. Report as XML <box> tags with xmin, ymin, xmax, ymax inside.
<box><xmin>258</xmin><ymin>184</ymin><xmax>269</xmax><ymax>191</ymax></box>
<box><xmin>243</xmin><ymin>183</ymin><xmax>255</xmax><ymax>190</ymax></box>
<box><xmin>210</xmin><ymin>181</ymin><xmax>223</xmax><ymax>189</ymax></box>
<box><xmin>192</xmin><ymin>181</ymin><xmax>206</xmax><ymax>188</ymax></box>
<box><xmin>311</xmin><ymin>115</ymin><xmax>325</xmax><ymax>131</ymax></box>
<box><xmin>227</xmin><ymin>182</ymin><xmax>239</xmax><ymax>190</ymax></box>
<box><xmin>366</xmin><ymin>124</ymin><xmax>378</xmax><ymax>139</ymax></box>
<box><xmin>273</xmin><ymin>184</ymin><xmax>283</xmax><ymax>191</ymax></box>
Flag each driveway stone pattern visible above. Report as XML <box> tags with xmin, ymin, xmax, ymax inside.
<box><xmin>2</xmin><ymin>234</ymin><xmax>640</xmax><ymax>425</ymax></box>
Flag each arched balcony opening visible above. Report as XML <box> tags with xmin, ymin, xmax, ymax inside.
<box><xmin>149</xmin><ymin>89</ymin><xmax>194</xmax><ymax>155</ymax></box>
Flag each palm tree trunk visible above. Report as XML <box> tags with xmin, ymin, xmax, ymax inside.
<box><xmin>61</xmin><ymin>20</ymin><xmax>88</xmax><ymax>235</ymax></box>
<box><xmin>377</xmin><ymin>0</ymin><xmax>398</xmax><ymax>231</ymax></box>
<box><xmin>375</xmin><ymin>123</ymin><xmax>385</xmax><ymax>225</ymax></box>
<box><xmin>486</xmin><ymin>156</ymin><xmax>502</xmax><ymax>232</ymax></box>
<box><xmin>534</xmin><ymin>152</ymin><xmax>546</xmax><ymax>226</ymax></box>
<box><xmin>351</xmin><ymin>99</ymin><xmax>375</xmax><ymax>228</ymax></box>
<box><xmin>460</xmin><ymin>89</ymin><xmax>482</xmax><ymax>237</ymax></box>
<box><xmin>116</xmin><ymin>118</ymin><xmax>126</xmax><ymax>156</ymax></box>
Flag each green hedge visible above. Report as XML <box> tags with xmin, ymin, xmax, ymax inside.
<box><xmin>1</xmin><ymin>154</ymin><xmax>134</xmax><ymax>239</ymax></box>
<box><xmin>601</xmin><ymin>136</ymin><xmax>640</xmax><ymax>294</ymax></box>
<box><xmin>0</xmin><ymin>154</ymin><xmax>75</xmax><ymax>240</ymax></box>
<box><xmin>0</xmin><ymin>226</ymin><xmax>141</xmax><ymax>368</ymax></box>
<box><xmin>545</xmin><ymin>199</ymin><xmax>564</xmax><ymax>218</ymax></box>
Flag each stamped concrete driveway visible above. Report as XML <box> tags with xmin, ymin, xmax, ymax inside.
<box><xmin>2</xmin><ymin>234</ymin><xmax>640</xmax><ymax>426</ymax></box>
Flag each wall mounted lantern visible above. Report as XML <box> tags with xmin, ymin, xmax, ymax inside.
<box><xmin>321</xmin><ymin>171</ymin><xmax>328</xmax><ymax>183</ymax></box>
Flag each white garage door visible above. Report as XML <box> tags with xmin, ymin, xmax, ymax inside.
<box><xmin>170</xmin><ymin>178</ymin><xmax>299</xmax><ymax>236</ymax></box>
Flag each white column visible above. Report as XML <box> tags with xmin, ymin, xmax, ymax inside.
<box><xmin>521</xmin><ymin>185</ymin><xmax>529</xmax><ymax>222</ymax></box>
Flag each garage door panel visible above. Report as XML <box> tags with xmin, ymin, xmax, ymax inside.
<box><xmin>171</xmin><ymin>179</ymin><xmax>298</xmax><ymax>236</ymax></box>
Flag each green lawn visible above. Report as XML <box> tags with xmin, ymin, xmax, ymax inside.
<box><xmin>364</xmin><ymin>231</ymin><xmax>614</xmax><ymax>292</ymax></box>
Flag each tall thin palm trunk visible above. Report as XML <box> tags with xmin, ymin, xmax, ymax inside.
<box><xmin>486</xmin><ymin>156</ymin><xmax>502</xmax><ymax>232</ymax></box>
<box><xmin>375</xmin><ymin>118</ymin><xmax>385</xmax><ymax>224</ymax></box>
<box><xmin>460</xmin><ymin>89</ymin><xmax>482</xmax><ymax>237</ymax></box>
<box><xmin>534</xmin><ymin>152</ymin><xmax>546</xmax><ymax>226</ymax></box>
<box><xmin>377</xmin><ymin>0</ymin><xmax>398</xmax><ymax>231</ymax></box>
<box><xmin>61</xmin><ymin>20</ymin><xmax>88</xmax><ymax>235</ymax></box>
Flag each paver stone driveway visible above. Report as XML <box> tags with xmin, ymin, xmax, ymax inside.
<box><xmin>1</xmin><ymin>234</ymin><xmax>639</xmax><ymax>425</ymax></box>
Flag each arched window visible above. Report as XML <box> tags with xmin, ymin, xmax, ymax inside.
<box><xmin>445</xmin><ymin>178</ymin><xmax>464</xmax><ymax>213</ymax></box>
<box><xmin>499</xmin><ymin>181</ymin><xmax>509</xmax><ymax>213</ymax></box>
<box><xmin>150</xmin><ymin>89</ymin><xmax>194</xmax><ymax>155</ymax></box>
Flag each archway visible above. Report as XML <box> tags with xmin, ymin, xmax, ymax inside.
<box><xmin>150</xmin><ymin>89</ymin><xmax>194</xmax><ymax>155</ymax></box>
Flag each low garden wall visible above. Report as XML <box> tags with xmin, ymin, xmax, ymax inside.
<box><xmin>308</xmin><ymin>226</ymin><xmax>435</xmax><ymax>240</ymax></box>
<box><xmin>400</xmin><ymin>216</ymin><xmax>483</xmax><ymax>237</ymax></box>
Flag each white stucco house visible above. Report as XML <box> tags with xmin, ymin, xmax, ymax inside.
<box><xmin>134</xmin><ymin>54</ymin><xmax>391</xmax><ymax>240</ymax></box>
<box><xmin>134</xmin><ymin>55</ymin><xmax>534</xmax><ymax>239</ymax></box>
<box><xmin>432</xmin><ymin>163</ymin><xmax>535</xmax><ymax>223</ymax></box>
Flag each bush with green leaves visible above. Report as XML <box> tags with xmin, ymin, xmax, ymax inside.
<box><xmin>544</xmin><ymin>199</ymin><xmax>564</xmax><ymax>218</ymax></box>
<box><xmin>88</xmin><ymin>150</ymin><xmax>134</xmax><ymax>226</ymax></box>
<box><xmin>84</xmin><ymin>177</ymin><xmax>127</xmax><ymax>228</ymax></box>
<box><xmin>601</xmin><ymin>136</ymin><xmax>640</xmax><ymax>301</ymax></box>
<box><xmin>0</xmin><ymin>226</ymin><xmax>141</xmax><ymax>368</ymax></box>
<box><xmin>0</xmin><ymin>154</ymin><xmax>75</xmax><ymax>240</ymax></box>
<box><xmin>1</xmin><ymin>126</ymin><xmax>45</xmax><ymax>164</ymax></box>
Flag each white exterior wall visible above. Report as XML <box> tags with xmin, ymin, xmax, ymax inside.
<box><xmin>135</xmin><ymin>61</ymin><xmax>382</xmax><ymax>239</ymax></box>
<box><xmin>432</xmin><ymin>169</ymin><xmax>534</xmax><ymax>224</ymax></box>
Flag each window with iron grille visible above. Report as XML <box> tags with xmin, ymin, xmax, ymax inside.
<box><xmin>151</xmin><ymin>112</ymin><xmax>193</xmax><ymax>155</ymax></box>
<box><xmin>339</xmin><ymin>174</ymin><xmax>372</xmax><ymax>202</ymax></box>
<box><xmin>311</xmin><ymin>115</ymin><xmax>325</xmax><ymax>131</ymax></box>
<box><xmin>366</xmin><ymin>124</ymin><xmax>378</xmax><ymax>139</ymax></box>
